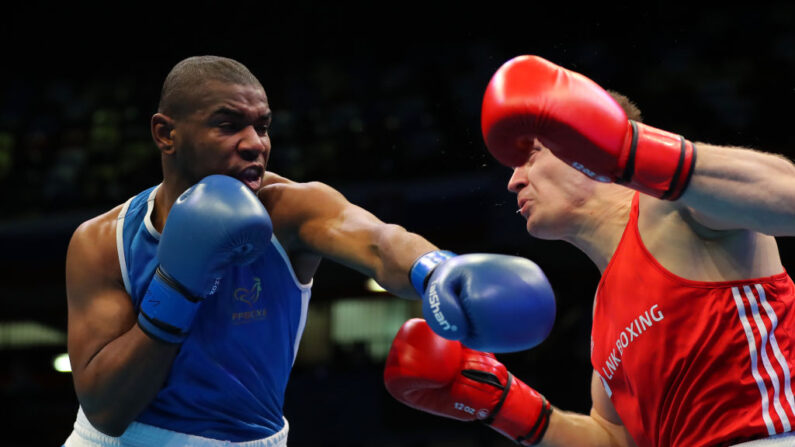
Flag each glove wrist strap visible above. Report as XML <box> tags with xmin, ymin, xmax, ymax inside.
<box><xmin>515</xmin><ymin>398</ymin><xmax>552</xmax><ymax>445</ymax></box>
<box><xmin>409</xmin><ymin>250</ymin><xmax>456</xmax><ymax>295</ymax></box>
<box><xmin>619</xmin><ymin>120</ymin><xmax>697</xmax><ymax>201</ymax></box>
<box><xmin>137</xmin><ymin>266</ymin><xmax>203</xmax><ymax>344</ymax></box>
<box><xmin>485</xmin><ymin>374</ymin><xmax>552</xmax><ymax>446</ymax></box>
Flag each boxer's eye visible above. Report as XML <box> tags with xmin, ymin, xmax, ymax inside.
<box><xmin>254</xmin><ymin>124</ymin><xmax>270</xmax><ymax>136</ymax></box>
<box><xmin>218</xmin><ymin>122</ymin><xmax>238</xmax><ymax>132</ymax></box>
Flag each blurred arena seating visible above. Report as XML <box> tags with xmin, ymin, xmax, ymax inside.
<box><xmin>1</xmin><ymin>2</ymin><xmax>794</xmax><ymax>445</ymax></box>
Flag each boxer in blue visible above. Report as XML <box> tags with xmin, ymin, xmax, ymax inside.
<box><xmin>61</xmin><ymin>55</ymin><xmax>556</xmax><ymax>446</ymax></box>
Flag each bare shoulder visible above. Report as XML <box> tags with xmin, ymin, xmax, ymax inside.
<box><xmin>639</xmin><ymin>194</ymin><xmax>730</xmax><ymax>240</ymax></box>
<box><xmin>260</xmin><ymin>171</ymin><xmax>340</xmax><ymax>196</ymax></box>
<box><xmin>69</xmin><ymin>205</ymin><xmax>123</xmax><ymax>259</ymax></box>
<box><xmin>637</xmin><ymin>194</ymin><xmax>782</xmax><ymax>280</ymax></box>
<box><xmin>257</xmin><ymin>173</ymin><xmax>350</xmax><ymax>261</ymax></box>
<box><xmin>258</xmin><ymin>173</ymin><xmax>346</xmax><ymax>219</ymax></box>
<box><xmin>66</xmin><ymin>204</ymin><xmax>125</xmax><ymax>304</ymax></box>
<box><xmin>260</xmin><ymin>171</ymin><xmax>294</xmax><ymax>187</ymax></box>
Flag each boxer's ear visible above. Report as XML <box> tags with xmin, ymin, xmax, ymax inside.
<box><xmin>152</xmin><ymin>113</ymin><xmax>176</xmax><ymax>154</ymax></box>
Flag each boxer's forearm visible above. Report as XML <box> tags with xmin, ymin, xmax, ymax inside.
<box><xmin>74</xmin><ymin>328</ymin><xmax>179</xmax><ymax>436</ymax></box>
<box><xmin>678</xmin><ymin>143</ymin><xmax>795</xmax><ymax>235</ymax></box>
<box><xmin>538</xmin><ymin>408</ymin><xmax>636</xmax><ymax>447</ymax></box>
<box><xmin>369</xmin><ymin>223</ymin><xmax>438</xmax><ymax>299</ymax></box>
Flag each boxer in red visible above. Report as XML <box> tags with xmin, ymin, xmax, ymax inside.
<box><xmin>385</xmin><ymin>55</ymin><xmax>795</xmax><ymax>446</ymax></box>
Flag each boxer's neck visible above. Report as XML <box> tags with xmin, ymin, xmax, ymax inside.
<box><xmin>562</xmin><ymin>186</ymin><xmax>634</xmax><ymax>273</ymax></box>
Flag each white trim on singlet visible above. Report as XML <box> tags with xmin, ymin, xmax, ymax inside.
<box><xmin>292</xmin><ymin>287</ymin><xmax>311</xmax><ymax>365</ymax></box>
<box><xmin>270</xmin><ymin>236</ymin><xmax>312</xmax><ymax>363</ymax></box>
<box><xmin>116</xmin><ymin>197</ymin><xmax>134</xmax><ymax>296</ymax></box>
<box><xmin>270</xmin><ymin>236</ymin><xmax>312</xmax><ymax>291</ymax></box>
<box><xmin>116</xmin><ymin>186</ymin><xmax>160</xmax><ymax>296</ymax></box>
<box><xmin>594</xmin><ymin>370</ymin><xmax>613</xmax><ymax>398</ymax></box>
<box><xmin>143</xmin><ymin>186</ymin><xmax>161</xmax><ymax>240</ymax></box>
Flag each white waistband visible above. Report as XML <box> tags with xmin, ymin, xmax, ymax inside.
<box><xmin>733</xmin><ymin>431</ymin><xmax>795</xmax><ymax>446</ymax></box>
<box><xmin>64</xmin><ymin>407</ymin><xmax>288</xmax><ymax>447</ymax></box>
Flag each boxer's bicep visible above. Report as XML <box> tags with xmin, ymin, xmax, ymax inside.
<box><xmin>590</xmin><ymin>371</ymin><xmax>621</xmax><ymax>424</ymax></box>
<box><xmin>66</xmin><ymin>215</ymin><xmax>136</xmax><ymax>395</ymax></box>
<box><xmin>590</xmin><ymin>371</ymin><xmax>637</xmax><ymax>447</ymax></box>
<box><xmin>66</xmin><ymin>212</ymin><xmax>182</xmax><ymax>435</ymax></box>
<box><xmin>677</xmin><ymin>143</ymin><xmax>795</xmax><ymax>236</ymax></box>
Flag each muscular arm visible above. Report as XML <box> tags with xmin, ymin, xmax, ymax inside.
<box><xmin>260</xmin><ymin>178</ymin><xmax>437</xmax><ymax>299</ymax></box>
<box><xmin>539</xmin><ymin>372</ymin><xmax>636</xmax><ymax>447</ymax></box>
<box><xmin>66</xmin><ymin>210</ymin><xmax>179</xmax><ymax>436</ymax></box>
<box><xmin>678</xmin><ymin>143</ymin><xmax>795</xmax><ymax>236</ymax></box>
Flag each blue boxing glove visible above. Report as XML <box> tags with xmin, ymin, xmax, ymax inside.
<box><xmin>137</xmin><ymin>175</ymin><xmax>273</xmax><ymax>343</ymax></box>
<box><xmin>410</xmin><ymin>251</ymin><xmax>555</xmax><ymax>353</ymax></box>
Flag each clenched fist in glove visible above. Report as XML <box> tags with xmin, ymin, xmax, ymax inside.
<box><xmin>409</xmin><ymin>250</ymin><xmax>555</xmax><ymax>354</ymax></box>
<box><xmin>384</xmin><ymin>318</ymin><xmax>552</xmax><ymax>445</ymax></box>
<box><xmin>482</xmin><ymin>55</ymin><xmax>696</xmax><ymax>200</ymax></box>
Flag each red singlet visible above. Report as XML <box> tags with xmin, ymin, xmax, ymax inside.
<box><xmin>591</xmin><ymin>193</ymin><xmax>795</xmax><ymax>446</ymax></box>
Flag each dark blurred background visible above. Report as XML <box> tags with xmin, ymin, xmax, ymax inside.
<box><xmin>1</xmin><ymin>2</ymin><xmax>794</xmax><ymax>446</ymax></box>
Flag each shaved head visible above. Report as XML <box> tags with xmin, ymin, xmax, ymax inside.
<box><xmin>158</xmin><ymin>55</ymin><xmax>264</xmax><ymax>119</ymax></box>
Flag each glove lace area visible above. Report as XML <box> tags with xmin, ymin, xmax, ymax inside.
<box><xmin>462</xmin><ymin>370</ymin><xmax>512</xmax><ymax>426</ymax></box>
<box><xmin>461</xmin><ymin>369</ymin><xmax>552</xmax><ymax>446</ymax></box>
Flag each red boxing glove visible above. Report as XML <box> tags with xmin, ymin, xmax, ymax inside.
<box><xmin>384</xmin><ymin>318</ymin><xmax>552</xmax><ymax>445</ymax></box>
<box><xmin>481</xmin><ymin>55</ymin><xmax>696</xmax><ymax>200</ymax></box>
